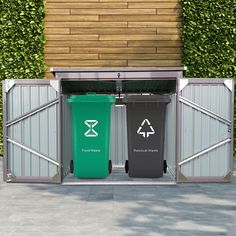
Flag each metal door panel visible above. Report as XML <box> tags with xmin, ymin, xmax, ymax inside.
<box><xmin>3</xmin><ymin>80</ymin><xmax>61</xmax><ymax>183</ymax></box>
<box><xmin>178</xmin><ymin>79</ymin><xmax>233</xmax><ymax>182</ymax></box>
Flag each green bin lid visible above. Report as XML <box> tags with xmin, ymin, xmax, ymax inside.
<box><xmin>68</xmin><ymin>94</ymin><xmax>116</xmax><ymax>103</ymax></box>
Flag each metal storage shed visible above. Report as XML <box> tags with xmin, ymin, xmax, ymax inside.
<box><xmin>2</xmin><ymin>68</ymin><xmax>234</xmax><ymax>184</ymax></box>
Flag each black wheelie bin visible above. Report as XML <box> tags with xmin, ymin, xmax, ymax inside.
<box><xmin>123</xmin><ymin>95</ymin><xmax>170</xmax><ymax>178</ymax></box>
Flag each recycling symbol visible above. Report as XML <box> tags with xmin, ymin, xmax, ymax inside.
<box><xmin>137</xmin><ymin>119</ymin><xmax>155</xmax><ymax>138</ymax></box>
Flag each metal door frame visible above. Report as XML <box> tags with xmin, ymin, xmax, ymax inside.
<box><xmin>176</xmin><ymin>78</ymin><xmax>234</xmax><ymax>183</ymax></box>
<box><xmin>2</xmin><ymin>79</ymin><xmax>62</xmax><ymax>183</ymax></box>
<box><xmin>55</xmin><ymin>68</ymin><xmax>184</xmax><ymax>184</ymax></box>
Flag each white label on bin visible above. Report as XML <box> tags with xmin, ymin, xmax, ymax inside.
<box><xmin>133</xmin><ymin>149</ymin><xmax>158</xmax><ymax>153</ymax></box>
<box><xmin>84</xmin><ymin>120</ymin><xmax>98</xmax><ymax>137</ymax></box>
<box><xmin>137</xmin><ymin>119</ymin><xmax>155</xmax><ymax>138</ymax></box>
<box><xmin>82</xmin><ymin>149</ymin><xmax>101</xmax><ymax>153</ymax></box>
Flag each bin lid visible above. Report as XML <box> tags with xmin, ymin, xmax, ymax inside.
<box><xmin>122</xmin><ymin>95</ymin><xmax>171</xmax><ymax>103</ymax></box>
<box><xmin>68</xmin><ymin>94</ymin><xmax>116</xmax><ymax>103</ymax></box>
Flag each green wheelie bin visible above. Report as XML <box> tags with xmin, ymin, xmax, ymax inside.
<box><xmin>68</xmin><ymin>94</ymin><xmax>115</xmax><ymax>178</ymax></box>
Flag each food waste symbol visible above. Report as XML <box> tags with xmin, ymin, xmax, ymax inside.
<box><xmin>85</xmin><ymin>120</ymin><xmax>98</xmax><ymax>137</ymax></box>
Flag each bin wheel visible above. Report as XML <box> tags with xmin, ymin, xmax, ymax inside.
<box><xmin>70</xmin><ymin>160</ymin><xmax>74</xmax><ymax>173</ymax></box>
<box><xmin>125</xmin><ymin>160</ymin><xmax>129</xmax><ymax>173</ymax></box>
<box><xmin>109</xmin><ymin>160</ymin><xmax>112</xmax><ymax>174</ymax></box>
<box><xmin>163</xmin><ymin>160</ymin><xmax>167</xmax><ymax>173</ymax></box>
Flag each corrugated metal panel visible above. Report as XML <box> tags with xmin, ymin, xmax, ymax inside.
<box><xmin>180</xmin><ymin>84</ymin><xmax>231</xmax><ymax>177</ymax></box>
<box><xmin>62</xmin><ymin>95</ymin><xmax>73</xmax><ymax>177</ymax></box>
<box><xmin>182</xmin><ymin>85</ymin><xmax>231</xmax><ymax>120</ymax></box>
<box><xmin>6</xmin><ymin>84</ymin><xmax>59</xmax><ymax>179</ymax></box>
<box><xmin>110</xmin><ymin>105</ymin><xmax>128</xmax><ymax>166</ymax></box>
<box><xmin>164</xmin><ymin>94</ymin><xmax>176</xmax><ymax>179</ymax></box>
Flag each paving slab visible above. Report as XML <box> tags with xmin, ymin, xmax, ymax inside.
<box><xmin>0</xmin><ymin>158</ymin><xmax>236</xmax><ymax>236</ymax></box>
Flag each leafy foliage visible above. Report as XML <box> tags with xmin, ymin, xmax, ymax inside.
<box><xmin>182</xmin><ymin>0</ymin><xmax>235</xmax><ymax>78</ymax></box>
<box><xmin>182</xmin><ymin>0</ymin><xmax>236</xmax><ymax>154</ymax></box>
<box><xmin>0</xmin><ymin>0</ymin><xmax>46</xmax><ymax>79</ymax></box>
<box><xmin>0</xmin><ymin>0</ymin><xmax>46</xmax><ymax>155</ymax></box>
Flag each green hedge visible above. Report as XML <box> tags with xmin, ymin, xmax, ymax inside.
<box><xmin>0</xmin><ymin>0</ymin><xmax>46</xmax><ymax>156</ymax></box>
<box><xmin>0</xmin><ymin>84</ymin><xmax>2</xmax><ymax>157</ymax></box>
<box><xmin>182</xmin><ymin>0</ymin><xmax>236</xmax><ymax>154</ymax></box>
<box><xmin>182</xmin><ymin>0</ymin><xmax>235</xmax><ymax>78</ymax></box>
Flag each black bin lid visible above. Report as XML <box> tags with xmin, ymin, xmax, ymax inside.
<box><xmin>122</xmin><ymin>95</ymin><xmax>171</xmax><ymax>103</ymax></box>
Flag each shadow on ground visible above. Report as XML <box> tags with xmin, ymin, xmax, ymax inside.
<box><xmin>27</xmin><ymin>181</ymin><xmax>236</xmax><ymax>235</ymax></box>
<box><xmin>1</xmin><ymin>158</ymin><xmax>236</xmax><ymax>236</ymax></box>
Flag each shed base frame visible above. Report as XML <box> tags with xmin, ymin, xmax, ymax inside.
<box><xmin>62</xmin><ymin>166</ymin><xmax>176</xmax><ymax>186</ymax></box>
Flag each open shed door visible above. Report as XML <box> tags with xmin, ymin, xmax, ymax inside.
<box><xmin>3</xmin><ymin>80</ymin><xmax>61</xmax><ymax>183</ymax></box>
<box><xmin>178</xmin><ymin>78</ymin><xmax>234</xmax><ymax>182</ymax></box>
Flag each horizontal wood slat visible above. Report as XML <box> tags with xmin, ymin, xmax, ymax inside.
<box><xmin>99</xmin><ymin>53</ymin><xmax>181</xmax><ymax>60</ymax></box>
<box><xmin>47</xmin><ymin>0</ymin><xmax>99</xmax><ymax>2</ymax></box>
<box><xmin>100</xmin><ymin>0</ymin><xmax>179</xmax><ymax>2</ymax></box>
<box><xmin>45</xmin><ymin>15</ymin><xmax>99</xmax><ymax>22</ymax></box>
<box><xmin>46</xmin><ymin>22</ymin><xmax>127</xmax><ymax>28</ymax></box>
<box><xmin>71</xmin><ymin>9</ymin><xmax>156</xmax><ymax>15</ymax></box>
<box><xmin>45</xmin><ymin>28</ymin><xmax>70</xmax><ymax>35</ymax></box>
<box><xmin>99</xmin><ymin>34</ymin><xmax>180</xmax><ymax>40</ymax></box>
<box><xmin>128</xmin><ymin>60</ymin><xmax>181</xmax><ymax>66</ymax></box>
<box><xmin>47</xmin><ymin>35</ymin><xmax>99</xmax><ymax>41</ymax></box>
<box><xmin>45</xmin><ymin>54</ymin><xmax>99</xmax><ymax>60</ymax></box>
<box><xmin>157</xmin><ymin>28</ymin><xmax>180</xmax><ymax>34</ymax></box>
<box><xmin>70</xmin><ymin>28</ymin><xmax>157</xmax><ymax>35</ymax></box>
<box><xmin>99</xmin><ymin>15</ymin><xmax>180</xmax><ymax>22</ymax></box>
<box><xmin>157</xmin><ymin>8</ymin><xmax>181</xmax><ymax>14</ymax></box>
<box><xmin>46</xmin><ymin>9</ymin><xmax>70</xmax><ymax>15</ymax></box>
<box><xmin>45</xmin><ymin>60</ymin><xmax>128</xmax><ymax>67</ymax></box>
<box><xmin>128</xmin><ymin>22</ymin><xmax>181</xmax><ymax>27</ymax></box>
<box><xmin>128</xmin><ymin>3</ymin><xmax>181</xmax><ymax>8</ymax></box>
<box><xmin>156</xmin><ymin>47</ymin><xmax>182</xmax><ymax>54</ymax></box>
<box><xmin>70</xmin><ymin>47</ymin><xmax>156</xmax><ymax>54</ymax></box>
<box><xmin>44</xmin><ymin>0</ymin><xmax>182</xmax><ymax>75</ymax></box>
<box><xmin>45</xmin><ymin>47</ymin><xmax>70</xmax><ymax>54</ymax></box>
<box><xmin>128</xmin><ymin>40</ymin><xmax>182</xmax><ymax>47</ymax></box>
<box><xmin>46</xmin><ymin>40</ymin><xmax>128</xmax><ymax>47</ymax></box>
<box><xmin>47</xmin><ymin>3</ymin><xmax>128</xmax><ymax>9</ymax></box>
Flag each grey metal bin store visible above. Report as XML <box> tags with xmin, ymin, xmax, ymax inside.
<box><xmin>123</xmin><ymin>95</ymin><xmax>170</xmax><ymax>178</ymax></box>
<box><xmin>2</xmin><ymin>68</ymin><xmax>233</xmax><ymax>184</ymax></box>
